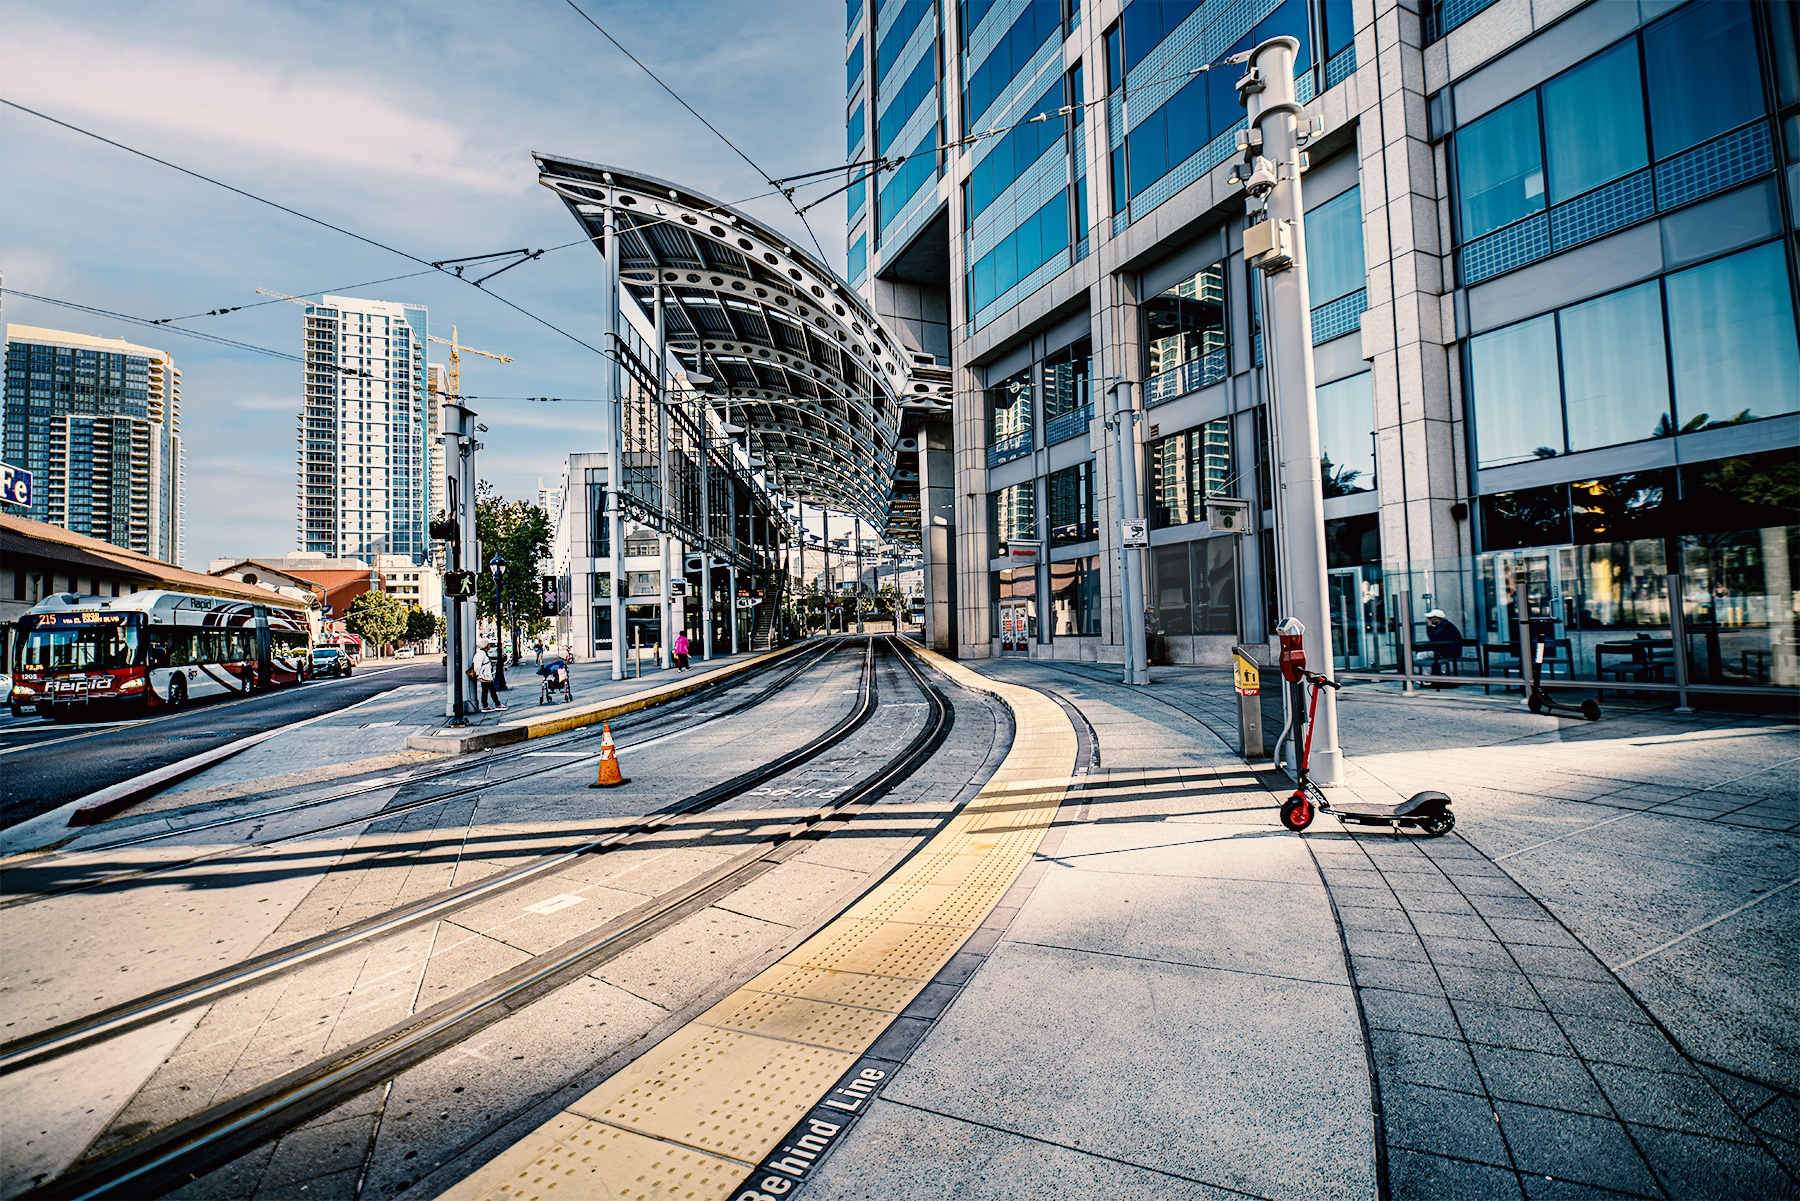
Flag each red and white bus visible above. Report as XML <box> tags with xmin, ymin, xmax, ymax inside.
<box><xmin>10</xmin><ymin>590</ymin><xmax>313</xmax><ymax>718</ymax></box>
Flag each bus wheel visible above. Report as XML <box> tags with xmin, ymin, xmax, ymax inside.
<box><xmin>168</xmin><ymin>677</ymin><xmax>187</xmax><ymax>709</ymax></box>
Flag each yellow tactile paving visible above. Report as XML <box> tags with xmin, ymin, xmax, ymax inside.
<box><xmin>442</xmin><ymin>645</ymin><xmax>1077</xmax><ymax>1200</ymax></box>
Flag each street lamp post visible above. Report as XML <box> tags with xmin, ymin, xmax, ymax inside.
<box><xmin>1106</xmin><ymin>378</ymin><xmax>1150</xmax><ymax>685</ymax></box>
<box><xmin>488</xmin><ymin>552</ymin><xmax>507</xmax><ymax>660</ymax></box>
<box><xmin>1236</xmin><ymin>35</ymin><xmax>1342</xmax><ymax>784</ymax></box>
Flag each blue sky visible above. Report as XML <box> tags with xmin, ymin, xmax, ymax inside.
<box><xmin>0</xmin><ymin>0</ymin><xmax>848</xmax><ymax>568</ymax></box>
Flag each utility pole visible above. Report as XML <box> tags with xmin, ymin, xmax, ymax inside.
<box><xmin>602</xmin><ymin>200</ymin><xmax>627</xmax><ymax>681</ymax></box>
<box><xmin>439</xmin><ymin>402</ymin><xmax>478</xmax><ymax>724</ymax></box>
<box><xmin>654</xmin><ymin>284</ymin><xmax>673</xmax><ymax>669</ymax></box>
<box><xmin>1107</xmin><ymin>379</ymin><xmax>1150</xmax><ymax>685</ymax></box>
<box><xmin>1236</xmin><ymin>35</ymin><xmax>1342</xmax><ymax>783</ymax></box>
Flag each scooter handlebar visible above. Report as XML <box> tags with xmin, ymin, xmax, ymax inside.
<box><xmin>1300</xmin><ymin>669</ymin><xmax>1342</xmax><ymax>691</ymax></box>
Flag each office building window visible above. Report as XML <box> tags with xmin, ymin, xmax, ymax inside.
<box><xmin>1470</xmin><ymin>315</ymin><xmax>1561</xmax><ymax>468</ymax></box>
<box><xmin>1643</xmin><ymin>1</ymin><xmax>1763</xmax><ymax>160</ymax></box>
<box><xmin>1559</xmin><ymin>281</ymin><xmax>1670</xmax><ymax>451</ymax></box>
<box><xmin>990</xmin><ymin>480</ymin><xmax>1036</xmax><ymax>555</ymax></box>
<box><xmin>1150</xmin><ymin>537</ymin><xmax>1237</xmax><ymax>637</ymax></box>
<box><xmin>1049</xmin><ymin>556</ymin><xmax>1101</xmax><ymax>635</ymax></box>
<box><xmin>1542</xmin><ymin>40</ymin><xmax>1646</xmax><ymax>204</ymax></box>
<box><xmin>1143</xmin><ymin>264</ymin><xmax>1226</xmax><ymax>384</ymax></box>
<box><xmin>1307</xmin><ymin>186</ymin><xmax>1365</xmax><ymax>305</ymax></box>
<box><xmin>966</xmin><ymin>79</ymin><xmax>1061</xmax><ymax>224</ymax></box>
<box><xmin>1047</xmin><ymin>461</ymin><xmax>1096</xmax><ymax>545</ymax></box>
<box><xmin>1665</xmin><ymin>241</ymin><xmax>1800</xmax><ymax>430</ymax></box>
<box><xmin>1148</xmin><ymin>418</ymin><xmax>1231</xmax><ymax>529</ymax></box>
<box><xmin>988</xmin><ymin>366</ymin><xmax>1033</xmax><ymax>449</ymax></box>
<box><xmin>1316</xmin><ymin>373</ymin><xmax>1375</xmax><ymax>495</ymax></box>
<box><xmin>1043</xmin><ymin>336</ymin><xmax>1091</xmax><ymax>442</ymax></box>
<box><xmin>1457</xmin><ymin>93</ymin><xmax>1544</xmax><ymax>241</ymax></box>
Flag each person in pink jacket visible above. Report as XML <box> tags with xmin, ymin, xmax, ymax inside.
<box><xmin>673</xmin><ymin>631</ymin><xmax>691</xmax><ymax>671</ymax></box>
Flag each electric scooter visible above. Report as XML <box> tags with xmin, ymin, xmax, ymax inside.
<box><xmin>1276</xmin><ymin>665</ymin><xmax>1455</xmax><ymax>836</ymax></box>
<box><xmin>1522</xmin><ymin>619</ymin><xmax>1600</xmax><ymax>721</ymax></box>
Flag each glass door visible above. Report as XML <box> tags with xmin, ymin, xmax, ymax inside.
<box><xmin>1328</xmin><ymin>567</ymin><xmax>1372</xmax><ymax>669</ymax></box>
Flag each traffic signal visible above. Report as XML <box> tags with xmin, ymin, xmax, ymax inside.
<box><xmin>443</xmin><ymin>571</ymin><xmax>477</xmax><ymax>600</ymax></box>
<box><xmin>429</xmin><ymin>517</ymin><xmax>460</xmax><ymax>542</ymax></box>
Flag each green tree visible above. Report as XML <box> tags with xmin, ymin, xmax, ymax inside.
<box><xmin>475</xmin><ymin>481</ymin><xmax>554</xmax><ymax>658</ymax></box>
<box><xmin>404</xmin><ymin>605</ymin><xmax>438</xmax><ymax>645</ymax></box>
<box><xmin>346</xmin><ymin>590</ymin><xmax>408</xmax><ymax>651</ymax></box>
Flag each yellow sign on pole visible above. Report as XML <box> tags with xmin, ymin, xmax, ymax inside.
<box><xmin>1234</xmin><ymin>652</ymin><xmax>1260</xmax><ymax>697</ymax></box>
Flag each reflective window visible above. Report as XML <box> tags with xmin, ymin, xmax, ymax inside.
<box><xmin>1043</xmin><ymin>337</ymin><xmax>1091</xmax><ymax>435</ymax></box>
<box><xmin>964</xmin><ymin>0</ymin><xmax>1060</xmax><ymax>129</ymax></box>
<box><xmin>969</xmin><ymin>187</ymin><xmax>1070</xmax><ymax>313</ymax></box>
<box><xmin>1048</xmin><ymin>461</ymin><xmax>1096</xmax><ymax>544</ymax></box>
<box><xmin>988</xmin><ymin>365</ymin><xmax>1033</xmax><ymax>445</ymax></box>
<box><xmin>1148</xmin><ymin>418</ymin><xmax>1231</xmax><ymax>528</ymax></box>
<box><xmin>1143</xmin><ymin>264</ymin><xmax>1225</xmax><ymax>378</ymax></box>
<box><xmin>1542</xmin><ymin>40</ymin><xmax>1647</xmax><ymax>202</ymax></box>
<box><xmin>848</xmin><ymin>234</ymin><xmax>867</xmax><ymax>283</ymax></box>
<box><xmin>1149</xmin><ymin>539</ymin><xmax>1237</xmax><ymax>637</ymax></box>
<box><xmin>1049</xmin><ymin>555</ymin><xmax>1102</xmax><ymax>635</ymax></box>
<box><xmin>1572</xmin><ymin>469</ymin><xmax>1671</xmax><ymax>545</ymax></box>
<box><xmin>989</xmin><ymin>480</ymin><xmax>1036</xmax><ymax>554</ymax></box>
<box><xmin>966</xmin><ymin>79</ymin><xmax>1062</xmax><ymax>223</ymax></box>
<box><xmin>1470</xmin><ymin>315</ymin><xmax>1561</xmax><ymax>467</ymax></box>
<box><xmin>1151</xmin><ymin>544</ymin><xmax>1193</xmax><ymax>635</ymax></box>
<box><xmin>1644</xmin><ymin>1</ymin><xmax>1764</xmax><ymax>159</ymax></box>
<box><xmin>1666</xmin><ymin>242</ymin><xmax>1800</xmax><ymax>429</ymax></box>
<box><xmin>1307</xmin><ymin>186</ymin><xmax>1364</xmax><ymax>304</ymax></box>
<box><xmin>1558</xmin><ymin>282</ymin><xmax>1669</xmax><ymax>451</ymax></box>
<box><xmin>1316</xmin><ymin>372</ymin><xmax>1375</xmax><ymax>495</ymax></box>
<box><xmin>1456</xmin><ymin>93</ymin><xmax>1544</xmax><ymax>240</ymax></box>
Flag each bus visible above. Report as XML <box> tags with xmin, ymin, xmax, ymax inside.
<box><xmin>10</xmin><ymin>590</ymin><xmax>312</xmax><ymax>719</ymax></box>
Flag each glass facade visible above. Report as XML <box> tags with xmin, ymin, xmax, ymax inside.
<box><xmin>990</xmin><ymin>479</ymin><xmax>1035</xmax><ymax>555</ymax></box>
<box><xmin>1149</xmin><ymin>536</ymin><xmax>1238</xmax><ymax>637</ymax></box>
<box><xmin>1047</xmin><ymin>461</ymin><xmax>1096</xmax><ymax>545</ymax></box>
<box><xmin>1148</xmin><ymin>418</ymin><xmax>1231</xmax><ymax>529</ymax></box>
<box><xmin>987</xmin><ymin>366</ymin><xmax>1033</xmax><ymax>464</ymax></box>
<box><xmin>1316</xmin><ymin>373</ymin><xmax>1374</xmax><ymax>496</ymax></box>
<box><xmin>1043</xmin><ymin>337</ymin><xmax>1091</xmax><ymax>444</ymax></box>
<box><xmin>1049</xmin><ymin>555</ymin><xmax>1102</xmax><ymax>635</ymax></box>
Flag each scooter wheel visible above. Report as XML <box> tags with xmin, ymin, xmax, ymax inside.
<box><xmin>1280</xmin><ymin>795</ymin><xmax>1315</xmax><ymax>832</ymax></box>
<box><xmin>1581</xmin><ymin>699</ymin><xmax>1601</xmax><ymax>722</ymax></box>
<box><xmin>1418</xmin><ymin>812</ymin><xmax>1456</xmax><ymax>837</ymax></box>
<box><xmin>1527</xmin><ymin>692</ymin><xmax>1546</xmax><ymax>715</ymax></box>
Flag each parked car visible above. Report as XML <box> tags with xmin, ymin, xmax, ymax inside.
<box><xmin>309</xmin><ymin>646</ymin><xmax>353</xmax><ymax>678</ymax></box>
<box><xmin>394</xmin><ymin>646</ymin><xmax>417</xmax><ymax>659</ymax></box>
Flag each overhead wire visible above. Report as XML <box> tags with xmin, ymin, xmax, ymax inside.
<box><xmin>558</xmin><ymin>0</ymin><xmax>832</xmax><ymax>263</ymax></box>
<box><xmin>0</xmin><ymin>97</ymin><xmax>606</xmax><ymax>356</ymax></box>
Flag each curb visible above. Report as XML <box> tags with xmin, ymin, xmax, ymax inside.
<box><xmin>404</xmin><ymin>643</ymin><xmax>806</xmax><ymax>755</ymax></box>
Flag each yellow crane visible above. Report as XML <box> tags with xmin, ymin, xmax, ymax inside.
<box><xmin>428</xmin><ymin>327</ymin><xmax>513</xmax><ymax>401</ymax></box>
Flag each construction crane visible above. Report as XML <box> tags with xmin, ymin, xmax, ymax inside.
<box><xmin>429</xmin><ymin>327</ymin><xmax>513</xmax><ymax>401</ymax></box>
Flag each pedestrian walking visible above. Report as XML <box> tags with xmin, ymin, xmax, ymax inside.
<box><xmin>533</xmin><ymin>639</ymin><xmax>544</xmax><ymax>668</ymax></box>
<box><xmin>673</xmin><ymin>631</ymin><xmax>691</xmax><ymax>671</ymax></box>
<box><xmin>473</xmin><ymin>641</ymin><xmax>505</xmax><ymax>711</ymax></box>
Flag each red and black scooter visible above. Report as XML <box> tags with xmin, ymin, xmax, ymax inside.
<box><xmin>1273</xmin><ymin>619</ymin><xmax>1455</xmax><ymax>836</ymax></box>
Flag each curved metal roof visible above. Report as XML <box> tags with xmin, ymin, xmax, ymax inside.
<box><xmin>534</xmin><ymin>155</ymin><xmax>951</xmax><ymax>542</ymax></box>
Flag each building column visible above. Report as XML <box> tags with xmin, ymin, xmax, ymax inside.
<box><xmin>918</xmin><ymin>414</ymin><xmax>956</xmax><ymax>654</ymax></box>
<box><xmin>953</xmin><ymin>360</ymin><xmax>990</xmax><ymax>658</ymax></box>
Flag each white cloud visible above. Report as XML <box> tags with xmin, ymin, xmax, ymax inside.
<box><xmin>3</xmin><ymin>22</ymin><xmax>519</xmax><ymax>194</ymax></box>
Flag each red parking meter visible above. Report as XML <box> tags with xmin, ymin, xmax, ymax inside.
<box><xmin>1276</xmin><ymin>617</ymin><xmax>1306</xmax><ymax>683</ymax></box>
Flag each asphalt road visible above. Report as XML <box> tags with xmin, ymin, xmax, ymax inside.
<box><xmin>0</xmin><ymin>660</ymin><xmax>445</xmax><ymax>829</ymax></box>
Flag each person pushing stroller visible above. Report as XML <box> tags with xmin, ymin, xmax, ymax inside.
<box><xmin>537</xmin><ymin>654</ymin><xmax>573</xmax><ymax>705</ymax></box>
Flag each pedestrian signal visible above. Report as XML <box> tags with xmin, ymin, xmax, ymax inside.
<box><xmin>443</xmin><ymin>571</ymin><xmax>477</xmax><ymax>600</ymax></box>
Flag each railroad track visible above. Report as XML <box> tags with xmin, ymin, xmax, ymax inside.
<box><xmin>21</xmin><ymin>636</ymin><xmax>955</xmax><ymax>1201</ymax></box>
<box><xmin>0</xmin><ymin>638</ymin><xmax>851</xmax><ymax>911</ymax></box>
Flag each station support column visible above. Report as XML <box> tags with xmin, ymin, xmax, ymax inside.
<box><xmin>654</xmin><ymin>283</ymin><xmax>673</xmax><ymax>669</ymax></box>
<box><xmin>1240</xmin><ymin>35</ymin><xmax>1342</xmax><ymax>783</ymax></box>
<box><xmin>603</xmin><ymin>200</ymin><xmax>627</xmax><ymax>681</ymax></box>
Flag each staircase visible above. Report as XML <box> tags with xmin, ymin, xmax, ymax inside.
<box><xmin>751</xmin><ymin>601</ymin><xmax>776</xmax><ymax>650</ymax></box>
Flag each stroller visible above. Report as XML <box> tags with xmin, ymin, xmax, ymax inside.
<box><xmin>537</xmin><ymin>657</ymin><xmax>573</xmax><ymax>705</ymax></box>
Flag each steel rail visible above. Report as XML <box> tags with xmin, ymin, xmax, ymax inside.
<box><xmin>0</xmin><ymin>640</ymin><xmax>872</xmax><ymax>1073</ymax></box>
<box><xmin>23</xmin><ymin>637</ymin><xmax>955</xmax><ymax>1201</ymax></box>
<box><xmin>0</xmin><ymin>640</ymin><xmax>846</xmax><ymax>910</ymax></box>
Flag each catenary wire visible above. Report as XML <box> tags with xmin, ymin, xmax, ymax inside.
<box><xmin>0</xmin><ymin>97</ymin><xmax>606</xmax><ymax>357</ymax></box>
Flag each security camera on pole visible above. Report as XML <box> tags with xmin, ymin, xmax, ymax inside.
<box><xmin>1232</xmin><ymin>35</ymin><xmax>1343</xmax><ymax>785</ymax></box>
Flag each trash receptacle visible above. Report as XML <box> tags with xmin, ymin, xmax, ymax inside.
<box><xmin>1231</xmin><ymin>644</ymin><xmax>1267</xmax><ymax>759</ymax></box>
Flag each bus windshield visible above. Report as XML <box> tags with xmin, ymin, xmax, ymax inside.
<box><xmin>21</xmin><ymin>621</ymin><xmax>143</xmax><ymax>671</ymax></box>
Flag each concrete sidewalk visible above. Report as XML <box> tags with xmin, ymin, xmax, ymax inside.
<box><xmin>805</xmin><ymin>660</ymin><xmax>1379</xmax><ymax>1199</ymax></box>
<box><xmin>805</xmin><ymin>662</ymin><xmax>1798</xmax><ymax>1200</ymax></box>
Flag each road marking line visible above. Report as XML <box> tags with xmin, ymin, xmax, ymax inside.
<box><xmin>523</xmin><ymin>894</ymin><xmax>587</xmax><ymax>915</ymax></box>
<box><xmin>522</xmin><ymin>751</ymin><xmax>588</xmax><ymax>758</ymax></box>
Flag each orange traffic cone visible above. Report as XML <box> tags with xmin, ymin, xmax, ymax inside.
<box><xmin>588</xmin><ymin>722</ymin><xmax>630</xmax><ymax>788</ymax></box>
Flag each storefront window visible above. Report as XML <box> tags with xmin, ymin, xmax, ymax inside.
<box><xmin>1049</xmin><ymin>556</ymin><xmax>1101</xmax><ymax>635</ymax></box>
<box><xmin>1148</xmin><ymin>537</ymin><xmax>1237</xmax><ymax>638</ymax></box>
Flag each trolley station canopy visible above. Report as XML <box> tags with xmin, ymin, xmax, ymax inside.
<box><xmin>535</xmin><ymin>155</ymin><xmax>950</xmax><ymax>543</ymax></box>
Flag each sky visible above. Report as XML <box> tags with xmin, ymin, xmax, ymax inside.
<box><xmin>0</xmin><ymin>0</ymin><xmax>850</xmax><ymax>569</ymax></box>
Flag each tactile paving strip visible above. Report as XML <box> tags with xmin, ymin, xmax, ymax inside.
<box><xmin>443</xmin><ymin>646</ymin><xmax>1077</xmax><ymax>1200</ymax></box>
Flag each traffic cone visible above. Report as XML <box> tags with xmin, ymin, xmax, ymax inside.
<box><xmin>588</xmin><ymin>722</ymin><xmax>630</xmax><ymax>788</ymax></box>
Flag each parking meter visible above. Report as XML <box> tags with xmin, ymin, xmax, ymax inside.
<box><xmin>1276</xmin><ymin>616</ymin><xmax>1306</xmax><ymax>683</ymax></box>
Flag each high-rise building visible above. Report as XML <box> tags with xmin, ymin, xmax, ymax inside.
<box><xmin>848</xmin><ymin>0</ymin><xmax>1800</xmax><ymax>692</ymax></box>
<box><xmin>3</xmin><ymin>325</ymin><xmax>183</xmax><ymax>562</ymax></box>
<box><xmin>297</xmin><ymin>295</ymin><xmax>430</xmax><ymax>561</ymax></box>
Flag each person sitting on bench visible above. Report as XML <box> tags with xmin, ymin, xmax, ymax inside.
<box><xmin>1414</xmin><ymin>609</ymin><xmax>1466</xmax><ymax>675</ymax></box>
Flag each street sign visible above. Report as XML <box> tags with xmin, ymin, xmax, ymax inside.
<box><xmin>1119</xmin><ymin>518</ymin><xmax>1148</xmax><ymax>548</ymax></box>
<box><xmin>1</xmin><ymin>462</ymin><xmax>31</xmax><ymax>508</ymax></box>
